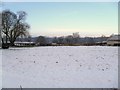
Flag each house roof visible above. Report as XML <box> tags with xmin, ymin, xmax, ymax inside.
<box><xmin>107</xmin><ymin>35</ymin><xmax>120</xmax><ymax>41</ymax></box>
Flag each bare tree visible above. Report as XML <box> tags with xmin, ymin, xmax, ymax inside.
<box><xmin>52</xmin><ymin>37</ymin><xmax>58</xmax><ymax>44</ymax></box>
<box><xmin>1</xmin><ymin>10</ymin><xmax>30</xmax><ymax>48</ymax></box>
<box><xmin>36</xmin><ymin>36</ymin><xmax>46</xmax><ymax>46</ymax></box>
<box><xmin>65</xmin><ymin>35</ymin><xmax>74</xmax><ymax>45</ymax></box>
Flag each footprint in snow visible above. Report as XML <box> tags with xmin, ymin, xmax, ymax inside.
<box><xmin>75</xmin><ymin>60</ymin><xmax>78</xmax><ymax>62</ymax></box>
<box><xmin>80</xmin><ymin>65</ymin><xmax>82</xmax><ymax>67</ymax></box>
<box><xmin>102</xmin><ymin>69</ymin><xmax>104</xmax><ymax>71</ymax></box>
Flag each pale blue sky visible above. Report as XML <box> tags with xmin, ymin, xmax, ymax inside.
<box><xmin>2</xmin><ymin>2</ymin><xmax>118</xmax><ymax>37</ymax></box>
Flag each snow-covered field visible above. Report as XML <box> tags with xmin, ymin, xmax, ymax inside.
<box><xmin>0</xmin><ymin>49</ymin><xmax>2</xmax><ymax>89</ymax></box>
<box><xmin>1</xmin><ymin>46</ymin><xmax>118</xmax><ymax>88</ymax></box>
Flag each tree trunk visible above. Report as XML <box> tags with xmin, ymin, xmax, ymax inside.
<box><xmin>9</xmin><ymin>38</ymin><xmax>16</xmax><ymax>46</ymax></box>
<box><xmin>2</xmin><ymin>37</ymin><xmax>9</xmax><ymax>49</ymax></box>
<box><xmin>2</xmin><ymin>38</ymin><xmax>4</xmax><ymax>45</ymax></box>
<box><xmin>10</xmin><ymin>41</ymin><xmax>15</xmax><ymax>46</ymax></box>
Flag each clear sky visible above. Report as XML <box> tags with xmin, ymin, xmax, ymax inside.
<box><xmin>2</xmin><ymin>2</ymin><xmax>118</xmax><ymax>37</ymax></box>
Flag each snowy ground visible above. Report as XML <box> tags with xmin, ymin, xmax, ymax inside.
<box><xmin>0</xmin><ymin>49</ymin><xmax>2</xmax><ymax>90</ymax></box>
<box><xmin>1</xmin><ymin>46</ymin><xmax>118</xmax><ymax>88</ymax></box>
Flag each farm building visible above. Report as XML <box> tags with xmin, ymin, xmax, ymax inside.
<box><xmin>107</xmin><ymin>35</ymin><xmax>120</xmax><ymax>46</ymax></box>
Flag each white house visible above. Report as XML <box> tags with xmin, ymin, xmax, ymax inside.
<box><xmin>107</xmin><ymin>35</ymin><xmax>120</xmax><ymax>46</ymax></box>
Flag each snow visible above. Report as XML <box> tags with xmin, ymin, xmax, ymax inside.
<box><xmin>1</xmin><ymin>46</ymin><xmax>118</xmax><ymax>88</ymax></box>
<box><xmin>0</xmin><ymin>49</ymin><xmax>2</xmax><ymax>90</ymax></box>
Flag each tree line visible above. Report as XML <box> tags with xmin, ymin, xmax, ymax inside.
<box><xmin>34</xmin><ymin>34</ymin><xmax>108</xmax><ymax>46</ymax></box>
<box><xmin>16</xmin><ymin>33</ymin><xmax>109</xmax><ymax>46</ymax></box>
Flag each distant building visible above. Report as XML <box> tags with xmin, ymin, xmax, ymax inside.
<box><xmin>107</xmin><ymin>35</ymin><xmax>120</xmax><ymax>46</ymax></box>
<box><xmin>73</xmin><ymin>32</ymin><xmax>80</xmax><ymax>38</ymax></box>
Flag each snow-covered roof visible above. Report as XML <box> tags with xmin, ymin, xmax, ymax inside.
<box><xmin>107</xmin><ymin>35</ymin><xmax>120</xmax><ymax>41</ymax></box>
<box><xmin>14</xmin><ymin>42</ymin><xmax>35</xmax><ymax>44</ymax></box>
